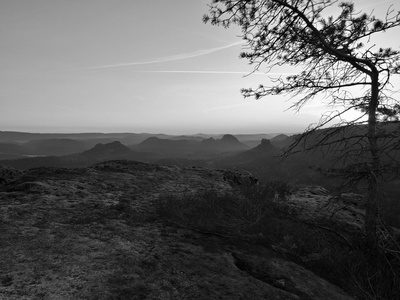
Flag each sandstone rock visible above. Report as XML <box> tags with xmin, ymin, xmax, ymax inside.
<box><xmin>232</xmin><ymin>251</ymin><xmax>354</xmax><ymax>300</ymax></box>
<box><xmin>286</xmin><ymin>186</ymin><xmax>365</xmax><ymax>235</ymax></box>
<box><xmin>0</xmin><ymin>160</ymin><xmax>354</xmax><ymax>299</ymax></box>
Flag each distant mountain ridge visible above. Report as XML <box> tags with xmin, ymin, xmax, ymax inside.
<box><xmin>0</xmin><ymin>141</ymin><xmax>157</xmax><ymax>170</ymax></box>
<box><xmin>134</xmin><ymin>134</ymin><xmax>248</xmax><ymax>156</ymax></box>
<box><xmin>242</xmin><ymin>139</ymin><xmax>281</xmax><ymax>155</ymax></box>
<box><xmin>0</xmin><ymin>135</ymin><xmax>257</xmax><ymax>170</ymax></box>
<box><xmin>215</xmin><ymin>138</ymin><xmax>281</xmax><ymax>170</ymax></box>
<box><xmin>82</xmin><ymin>141</ymin><xmax>131</xmax><ymax>157</ymax></box>
<box><xmin>0</xmin><ymin>131</ymin><xmax>294</xmax><ymax>171</ymax></box>
<box><xmin>0</xmin><ymin>131</ymin><xmax>284</xmax><ymax>146</ymax></box>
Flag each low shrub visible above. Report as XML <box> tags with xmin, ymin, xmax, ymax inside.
<box><xmin>157</xmin><ymin>182</ymin><xmax>290</xmax><ymax>236</ymax></box>
<box><xmin>158</xmin><ymin>190</ymin><xmax>264</xmax><ymax>235</ymax></box>
<box><xmin>157</xmin><ymin>181</ymin><xmax>400</xmax><ymax>299</ymax></box>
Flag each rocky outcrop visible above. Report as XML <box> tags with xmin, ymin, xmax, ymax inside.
<box><xmin>232</xmin><ymin>251</ymin><xmax>354</xmax><ymax>300</ymax></box>
<box><xmin>286</xmin><ymin>186</ymin><xmax>366</xmax><ymax>236</ymax></box>
<box><xmin>0</xmin><ymin>165</ymin><xmax>23</xmax><ymax>184</ymax></box>
<box><xmin>0</xmin><ymin>160</ymin><xmax>354</xmax><ymax>299</ymax></box>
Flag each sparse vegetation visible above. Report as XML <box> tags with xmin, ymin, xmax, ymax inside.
<box><xmin>158</xmin><ymin>183</ymin><xmax>400</xmax><ymax>299</ymax></box>
<box><xmin>157</xmin><ymin>182</ymin><xmax>291</xmax><ymax>237</ymax></box>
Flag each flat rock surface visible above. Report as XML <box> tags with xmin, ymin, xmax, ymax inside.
<box><xmin>0</xmin><ymin>160</ymin><xmax>354</xmax><ymax>299</ymax></box>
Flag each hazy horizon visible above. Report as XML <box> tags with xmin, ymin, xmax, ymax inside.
<box><xmin>2</xmin><ymin>0</ymin><xmax>399</xmax><ymax>134</ymax></box>
<box><xmin>0</xmin><ymin>128</ymin><xmax>297</xmax><ymax>136</ymax></box>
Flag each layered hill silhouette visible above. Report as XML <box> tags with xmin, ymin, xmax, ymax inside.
<box><xmin>0</xmin><ymin>131</ymin><xmax>270</xmax><ymax>160</ymax></box>
<box><xmin>212</xmin><ymin>138</ymin><xmax>290</xmax><ymax>183</ymax></box>
<box><xmin>82</xmin><ymin>141</ymin><xmax>131</xmax><ymax>157</ymax></box>
<box><xmin>133</xmin><ymin>134</ymin><xmax>248</xmax><ymax>157</ymax></box>
<box><xmin>133</xmin><ymin>137</ymin><xmax>199</xmax><ymax>155</ymax></box>
<box><xmin>0</xmin><ymin>135</ymin><xmax>267</xmax><ymax>171</ymax></box>
<box><xmin>2</xmin><ymin>123</ymin><xmax>399</xmax><ymax>187</ymax></box>
<box><xmin>0</xmin><ymin>142</ymin><xmax>29</xmax><ymax>160</ymax></box>
<box><xmin>233</xmin><ymin>139</ymin><xmax>281</xmax><ymax>161</ymax></box>
<box><xmin>201</xmin><ymin>134</ymin><xmax>249</xmax><ymax>152</ymax></box>
<box><xmin>0</xmin><ymin>142</ymin><xmax>157</xmax><ymax>170</ymax></box>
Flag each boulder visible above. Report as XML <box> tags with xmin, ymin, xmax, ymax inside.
<box><xmin>286</xmin><ymin>186</ymin><xmax>365</xmax><ymax>235</ymax></box>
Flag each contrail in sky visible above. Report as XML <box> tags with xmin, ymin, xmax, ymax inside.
<box><xmin>134</xmin><ymin>70</ymin><xmax>265</xmax><ymax>75</ymax></box>
<box><xmin>77</xmin><ymin>41</ymin><xmax>244</xmax><ymax>70</ymax></box>
<box><xmin>129</xmin><ymin>70</ymin><xmax>296</xmax><ymax>76</ymax></box>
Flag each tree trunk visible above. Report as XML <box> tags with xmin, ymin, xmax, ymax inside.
<box><xmin>365</xmin><ymin>73</ymin><xmax>380</xmax><ymax>250</ymax></box>
<box><xmin>365</xmin><ymin>166</ymin><xmax>379</xmax><ymax>249</ymax></box>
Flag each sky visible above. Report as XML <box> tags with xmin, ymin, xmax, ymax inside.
<box><xmin>1</xmin><ymin>0</ymin><xmax>399</xmax><ymax>134</ymax></box>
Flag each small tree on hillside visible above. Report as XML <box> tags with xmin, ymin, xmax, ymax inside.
<box><xmin>203</xmin><ymin>0</ymin><xmax>400</xmax><ymax>249</ymax></box>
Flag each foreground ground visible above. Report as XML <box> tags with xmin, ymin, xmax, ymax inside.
<box><xmin>0</xmin><ymin>160</ymin><xmax>383</xmax><ymax>299</ymax></box>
